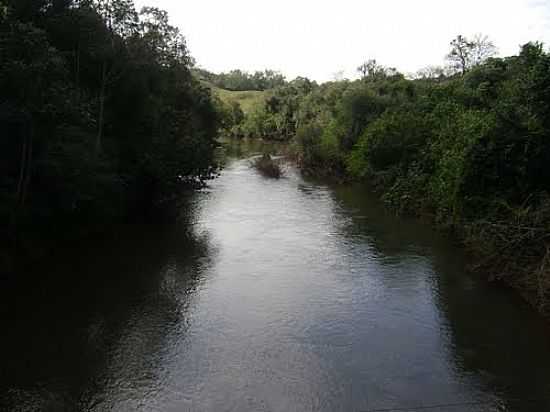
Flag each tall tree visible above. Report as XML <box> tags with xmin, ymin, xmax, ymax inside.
<box><xmin>447</xmin><ymin>34</ymin><xmax>497</xmax><ymax>75</ymax></box>
<box><xmin>357</xmin><ymin>59</ymin><xmax>396</xmax><ymax>81</ymax></box>
<box><xmin>92</xmin><ymin>0</ymin><xmax>139</xmax><ymax>153</ymax></box>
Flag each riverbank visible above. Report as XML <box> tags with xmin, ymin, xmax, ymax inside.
<box><xmin>360</xmin><ymin>171</ymin><xmax>550</xmax><ymax>319</ymax></box>
<box><xmin>294</xmin><ymin>154</ymin><xmax>550</xmax><ymax>318</ymax></box>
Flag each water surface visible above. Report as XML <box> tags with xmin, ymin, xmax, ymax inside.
<box><xmin>2</xmin><ymin>142</ymin><xmax>550</xmax><ymax>411</ymax></box>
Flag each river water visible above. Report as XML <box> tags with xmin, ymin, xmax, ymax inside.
<box><xmin>2</xmin><ymin>142</ymin><xmax>550</xmax><ymax>412</ymax></box>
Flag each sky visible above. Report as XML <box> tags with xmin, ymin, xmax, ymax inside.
<box><xmin>135</xmin><ymin>0</ymin><xmax>550</xmax><ymax>82</ymax></box>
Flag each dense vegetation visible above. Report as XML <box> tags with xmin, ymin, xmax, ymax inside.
<box><xmin>195</xmin><ymin>68</ymin><xmax>286</xmax><ymax>91</ymax></box>
<box><xmin>215</xmin><ymin>77</ymin><xmax>316</xmax><ymax>140</ymax></box>
<box><xmin>211</xmin><ymin>88</ymin><xmax>267</xmax><ymax>116</ymax></box>
<box><xmin>0</xmin><ymin>0</ymin><xmax>220</xmax><ymax>271</ymax></box>
<box><xmin>196</xmin><ymin>69</ymin><xmax>290</xmax><ymax>139</ymax></box>
<box><xmin>233</xmin><ymin>37</ymin><xmax>550</xmax><ymax>315</ymax></box>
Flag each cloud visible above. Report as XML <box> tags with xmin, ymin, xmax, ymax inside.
<box><xmin>135</xmin><ymin>0</ymin><xmax>550</xmax><ymax>82</ymax></box>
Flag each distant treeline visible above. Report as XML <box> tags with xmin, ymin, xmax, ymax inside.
<box><xmin>224</xmin><ymin>36</ymin><xmax>550</xmax><ymax>315</ymax></box>
<box><xmin>195</xmin><ymin>68</ymin><xmax>286</xmax><ymax>91</ymax></box>
<box><xmin>1</xmin><ymin>0</ymin><xmax>220</xmax><ymax>269</ymax></box>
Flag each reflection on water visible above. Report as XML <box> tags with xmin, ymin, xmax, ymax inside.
<box><xmin>1</xmin><ymin>223</ymin><xmax>213</xmax><ymax>411</ymax></box>
<box><xmin>2</xmin><ymin>140</ymin><xmax>550</xmax><ymax>412</ymax></box>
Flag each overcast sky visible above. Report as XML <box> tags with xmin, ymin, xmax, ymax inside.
<box><xmin>135</xmin><ymin>0</ymin><xmax>550</xmax><ymax>82</ymax></box>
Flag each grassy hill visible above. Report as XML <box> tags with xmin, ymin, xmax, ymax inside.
<box><xmin>215</xmin><ymin>88</ymin><xmax>268</xmax><ymax>114</ymax></box>
<box><xmin>202</xmin><ymin>82</ymin><xmax>269</xmax><ymax>115</ymax></box>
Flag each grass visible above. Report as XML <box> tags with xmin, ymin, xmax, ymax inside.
<box><xmin>202</xmin><ymin>81</ymin><xmax>269</xmax><ymax>115</ymax></box>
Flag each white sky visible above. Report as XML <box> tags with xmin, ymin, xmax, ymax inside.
<box><xmin>135</xmin><ymin>0</ymin><xmax>550</xmax><ymax>82</ymax></box>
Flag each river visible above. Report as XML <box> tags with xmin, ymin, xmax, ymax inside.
<box><xmin>2</xmin><ymin>141</ymin><xmax>550</xmax><ymax>412</ymax></box>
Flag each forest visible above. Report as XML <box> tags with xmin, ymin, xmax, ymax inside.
<box><xmin>0</xmin><ymin>0</ymin><xmax>220</xmax><ymax>270</ymax></box>
<box><xmin>194</xmin><ymin>67</ymin><xmax>286</xmax><ymax>91</ymax></box>
<box><xmin>218</xmin><ymin>36</ymin><xmax>550</xmax><ymax>315</ymax></box>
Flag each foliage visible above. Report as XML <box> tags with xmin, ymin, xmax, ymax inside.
<box><xmin>347</xmin><ymin>107</ymin><xmax>432</xmax><ymax>177</ymax></box>
<box><xmin>1</xmin><ymin>0</ymin><xmax>220</xmax><ymax>265</ymax></box>
<box><xmin>213</xmin><ymin>87</ymin><xmax>268</xmax><ymax>115</ymax></box>
<box><xmin>229</xmin><ymin>77</ymin><xmax>318</xmax><ymax>140</ymax></box>
<box><xmin>357</xmin><ymin>59</ymin><xmax>398</xmax><ymax>81</ymax></box>
<box><xmin>446</xmin><ymin>34</ymin><xmax>497</xmax><ymax>75</ymax></box>
<box><xmin>195</xmin><ymin>68</ymin><xmax>286</xmax><ymax>91</ymax></box>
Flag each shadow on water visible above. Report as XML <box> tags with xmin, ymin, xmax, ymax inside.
<box><xmin>0</xmin><ymin>218</ymin><xmax>213</xmax><ymax>411</ymax></box>
<box><xmin>435</xmin><ymin>257</ymin><xmax>550</xmax><ymax>411</ymax></box>
<box><xmin>331</xmin><ymin>182</ymin><xmax>550</xmax><ymax>411</ymax></box>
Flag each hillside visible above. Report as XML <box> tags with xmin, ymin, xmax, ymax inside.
<box><xmin>206</xmin><ymin>83</ymin><xmax>269</xmax><ymax>115</ymax></box>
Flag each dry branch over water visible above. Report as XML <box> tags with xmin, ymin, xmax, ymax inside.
<box><xmin>253</xmin><ymin>154</ymin><xmax>283</xmax><ymax>178</ymax></box>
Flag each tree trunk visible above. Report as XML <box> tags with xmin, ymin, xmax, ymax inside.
<box><xmin>20</xmin><ymin>122</ymin><xmax>33</xmax><ymax>209</ymax></box>
<box><xmin>14</xmin><ymin>120</ymin><xmax>33</xmax><ymax>217</ymax></box>
<box><xmin>96</xmin><ymin>61</ymin><xmax>107</xmax><ymax>154</ymax></box>
<box><xmin>75</xmin><ymin>42</ymin><xmax>81</xmax><ymax>101</ymax></box>
<box><xmin>15</xmin><ymin>127</ymin><xmax>28</xmax><ymax>211</ymax></box>
<box><xmin>460</xmin><ymin>51</ymin><xmax>467</xmax><ymax>75</ymax></box>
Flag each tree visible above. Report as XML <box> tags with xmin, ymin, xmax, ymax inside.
<box><xmin>357</xmin><ymin>59</ymin><xmax>397</xmax><ymax>81</ymax></box>
<box><xmin>1</xmin><ymin>0</ymin><xmax>220</xmax><ymax>255</ymax></box>
<box><xmin>415</xmin><ymin>65</ymin><xmax>450</xmax><ymax>81</ymax></box>
<box><xmin>93</xmin><ymin>0</ymin><xmax>139</xmax><ymax>153</ymax></box>
<box><xmin>470</xmin><ymin>34</ymin><xmax>498</xmax><ymax>66</ymax></box>
<box><xmin>447</xmin><ymin>34</ymin><xmax>497</xmax><ymax>75</ymax></box>
<box><xmin>139</xmin><ymin>6</ymin><xmax>190</xmax><ymax>66</ymax></box>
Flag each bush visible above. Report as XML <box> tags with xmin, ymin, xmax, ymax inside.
<box><xmin>347</xmin><ymin>108</ymin><xmax>432</xmax><ymax>177</ymax></box>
